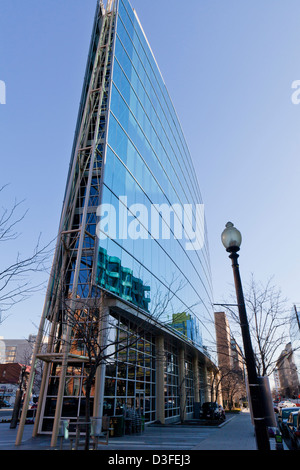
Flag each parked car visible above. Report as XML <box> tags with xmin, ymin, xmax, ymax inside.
<box><xmin>201</xmin><ymin>402</ymin><xmax>225</xmax><ymax>421</ymax></box>
<box><xmin>277</xmin><ymin>407</ymin><xmax>298</xmax><ymax>436</ymax></box>
<box><xmin>278</xmin><ymin>400</ymin><xmax>297</xmax><ymax>409</ymax></box>
<box><xmin>285</xmin><ymin>410</ymin><xmax>300</xmax><ymax>449</ymax></box>
<box><xmin>0</xmin><ymin>399</ymin><xmax>10</xmax><ymax>408</ymax></box>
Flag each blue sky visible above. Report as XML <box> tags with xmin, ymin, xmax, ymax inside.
<box><xmin>1</xmin><ymin>0</ymin><xmax>300</xmax><ymax>339</ymax></box>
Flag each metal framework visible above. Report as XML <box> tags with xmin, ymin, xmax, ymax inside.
<box><xmin>15</xmin><ymin>0</ymin><xmax>117</xmax><ymax>447</ymax></box>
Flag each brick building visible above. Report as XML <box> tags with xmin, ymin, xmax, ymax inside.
<box><xmin>0</xmin><ymin>363</ymin><xmax>31</xmax><ymax>405</ymax></box>
<box><xmin>214</xmin><ymin>311</ymin><xmax>246</xmax><ymax>408</ymax></box>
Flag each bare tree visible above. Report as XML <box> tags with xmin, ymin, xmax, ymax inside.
<box><xmin>56</xmin><ymin>274</ymin><xmax>192</xmax><ymax>450</ymax></box>
<box><xmin>60</xmin><ymin>295</ymin><xmax>115</xmax><ymax>450</ymax></box>
<box><xmin>0</xmin><ymin>185</ymin><xmax>53</xmax><ymax>323</ymax></box>
<box><xmin>218</xmin><ymin>367</ymin><xmax>246</xmax><ymax>409</ymax></box>
<box><xmin>223</xmin><ymin>275</ymin><xmax>291</xmax><ymax>378</ymax></box>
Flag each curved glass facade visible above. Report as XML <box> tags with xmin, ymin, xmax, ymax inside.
<box><xmin>97</xmin><ymin>0</ymin><xmax>213</xmax><ymax>349</ymax></box>
<box><xmin>16</xmin><ymin>1</ymin><xmax>219</xmax><ymax>441</ymax></box>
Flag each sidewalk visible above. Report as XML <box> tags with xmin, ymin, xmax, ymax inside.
<box><xmin>0</xmin><ymin>411</ymin><xmax>287</xmax><ymax>451</ymax></box>
<box><xmin>194</xmin><ymin>411</ymin><xmax>258</xmax><ymax>450</ymax></box>
<box><xmin>194</xmin><ymin>410</ymin><xmax>288</xmax><ymax>451</ymax></box>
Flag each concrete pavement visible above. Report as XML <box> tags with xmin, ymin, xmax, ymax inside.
<box><xmin>194</xmin><ymin>410</ymin><xmax>258</xmax><ymax>450</ymax></box>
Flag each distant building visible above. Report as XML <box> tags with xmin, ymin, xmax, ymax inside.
<box><xmin>273</xmin><ymin>368</ymin><xmax>281</xmax><ymax>400</ymax></box>
<box><xmin>0</xmin><ymin>335</ymin><xmax>47</xmax><ymax>399</ymax></box>
<box><xmin>276</xmin><ymin>342</ymin><xmax>300</xmax><ymax>398</ymax></box>
<box><xmin>214</xmin><ymin>312</ymin><xmax>246</xmax><ymax>408</ymax></box>
<box><xmin>0</xmin><ymin>335</ymin><xmax>37</xmax><ymax>364</ymax></box>
<box><xmin>289</xmin><ymin>305</ymin><xmax>300</xmax><ymax>387</ymax></box>
<box><xmin>0</xmin><ymin>363</ymin><xmax>31</xmax><ymax>405</ymax></box>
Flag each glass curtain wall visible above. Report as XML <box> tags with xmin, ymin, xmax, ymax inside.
<box><xmin>97</xmin><ymin>0</ymin><xmax>214</xmax><ymax>350</ymax></box>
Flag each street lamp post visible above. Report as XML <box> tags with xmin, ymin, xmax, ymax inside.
<box><xmin>221</xmin><ymin>222</ymin><xmax>270</xmax><ymax>451</ymax></box>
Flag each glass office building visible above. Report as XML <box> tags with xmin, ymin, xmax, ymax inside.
<box><xmin>16</xmin><ymin>0</ymin><xmax>217</xmax><ymax>445</ymax></box>
<box><xmin>98</xmin><ymin>0</ymin><xmax>213</xmax><ymax>344</ymax></box>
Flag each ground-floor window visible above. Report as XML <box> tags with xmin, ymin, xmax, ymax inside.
<box><xmin>164</xmin><ymin>341</ymin><xmax>180</xmax><ymax>418</ymax></box>
<box><xmin>103</xmin><ymin>313</ymin><xmax>156</xmax><ymax>423</ymax></box>
<box><xmin>184</xmin><ymin>355</ymin><xmax>194</xmax><ymax>414</ymax></box>
<box><xmin>42</xmin><ymin>362</ymin><xmax>93</xmax><ymax>432</ymax></box>
<box><xmin>40</xmin><ymin>311</ymin><xmax>206</xmax><ymax>433</ymax></box>
<box><xmin>41</xmin><ymin>312</ymin><xmax>157</xmax><ymax>431</ymax></box>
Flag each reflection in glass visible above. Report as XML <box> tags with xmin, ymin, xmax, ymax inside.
<box><xmin>95</xmin><ymin>0</ymin><xmax>214</xmax><ymax>352</ymax></box>
<box><xmin>96</xmin><ymin>247</ymin><xmax>150</xmax><ymax>311</ymax></box>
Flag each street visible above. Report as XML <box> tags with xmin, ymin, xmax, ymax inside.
<box><xmin>0</xmin><ymin>407</ymin><xmax>13</xmax><ymax>421</ymax></box>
